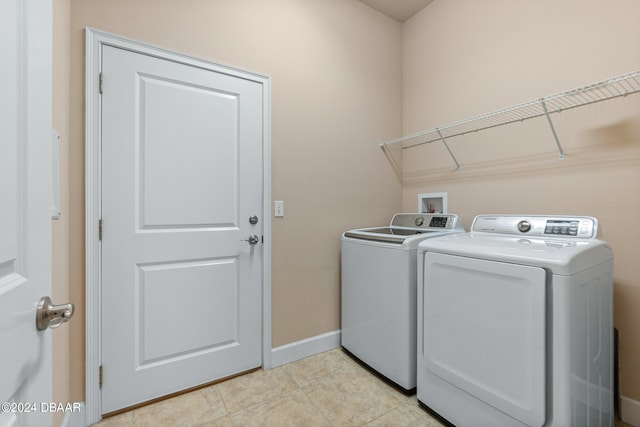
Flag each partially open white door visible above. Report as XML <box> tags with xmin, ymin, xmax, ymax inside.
<box><xmin>0</xmin><ymin>1</ymin><xmax>53</xmax><ymax>427</ymax></box>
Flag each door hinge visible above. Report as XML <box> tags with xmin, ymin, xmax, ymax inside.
<box><xmin>99</xmin><ymin>72</ymin><xmax>103</xmax><ymax>94</ymax></box>
<box><xmin>99</xmin><ymin>219</ymin><xmax>103</xmax><ymax>240</ymax></box>
<box><xmin>99</xmin><ymin>365</ymin><xmax>103</xmax><ymax>388</ymax></box>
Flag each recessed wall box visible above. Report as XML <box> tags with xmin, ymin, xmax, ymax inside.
<box><xmin>418</xmin><ymin>192</ymin><xmax>447</xmax><ymax>214</ymax></box>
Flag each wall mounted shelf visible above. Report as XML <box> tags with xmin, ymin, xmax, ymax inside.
<box><xmin>379</xmin><ymin>70</ymin><xmax>640</xmax><ymax>170</ymax></box>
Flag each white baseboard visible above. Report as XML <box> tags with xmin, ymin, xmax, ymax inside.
<box><xmin>59</xmin><ymin>402</ymin><xmax>85</xmax><ymax>427</ymax></box>
<box><xmin>270</xmin><ymin>330</ymin><xmax>341</xmax><ymax>368</ymax></box>
<box><xmin>622</xmin><ymin>395</ymin><xmax>640</xmax><ymax>426</ymax></box>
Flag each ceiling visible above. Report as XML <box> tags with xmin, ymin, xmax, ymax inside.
<box><xmin>358</xmin><ymin>0</ymin><xmax>434</xmax><ymax>23</ymax></box>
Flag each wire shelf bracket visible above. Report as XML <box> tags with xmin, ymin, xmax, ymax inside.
<box><xmin>379</xmin><ymin>69</ymin><xmax>640</xmax><ymax>165</ymax></box>
<box><xmin>436</xmin><ymin>128</ymin><xmax>461</xmax><ymax>171</ymax></box>
<box><xmin>541</xmin><ymin>99</ymin><xmax>565</xmax><ymax>160</ymax></box>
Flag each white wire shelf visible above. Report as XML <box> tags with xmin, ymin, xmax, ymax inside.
<box><xmin>379</xmin><ymin>70</ymin><xmax>640</xmax><ymax>168</ymax></box>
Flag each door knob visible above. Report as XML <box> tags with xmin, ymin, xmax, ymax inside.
<box><xmin>36</xmin><ymin>296</ymin><xmax>74</xmax><ymax>331</ymax></box>
<box><xmin>243</xmin><ymin>235</ymin><xmax>260</xmax><ymax>245</ymax></box>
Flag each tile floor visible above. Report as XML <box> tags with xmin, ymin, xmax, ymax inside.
<box><xmin>93</xmin><ymin>348</ymin><xmax>632</xmax><ymax>427</ymax></box>
<box><xmin>93</xmin><ymin>348</ymin><xmax>444</xmax><ymax>426</ymax></box>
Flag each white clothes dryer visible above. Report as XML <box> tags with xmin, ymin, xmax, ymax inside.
<box><xmin>341</xmin><ymin>213</ymin><xmax>464</xmax><ymax>391</ymax></box>
<box><xmin>417</xmin><ymin>215</ymin><xmax>614</xmax><ymax>427</ymax></box>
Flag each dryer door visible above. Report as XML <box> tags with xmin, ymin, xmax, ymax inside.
<box><xmin>423</xmin><ymin>252</ymin><xmax>546</xmax><ymax>426</ymax></box>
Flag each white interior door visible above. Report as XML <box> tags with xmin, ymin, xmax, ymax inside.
<box><xmin>423</xmin><ymin>252</ymin><xmax>546</xmax><ymax>427</ymax></box>
<box><xmin>0</xmin><ymin>1</ymin><xmax>52</xmax><ymax>427</ymax></box>
<box><xmin>100</xmin><ymin>45</ymin><xmax>263</xmax><ymax>414</ymax></box>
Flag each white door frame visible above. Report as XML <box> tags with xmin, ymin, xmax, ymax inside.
<box><xmin>84</xmin><ymin>28</ymin><xmax>272</xmax><ymax>425</ymax></box>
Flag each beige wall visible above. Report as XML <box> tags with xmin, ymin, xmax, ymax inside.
<box><xmin>402</xmin><ymin>0</ymin><xmax>640</xmax><ymax>403</ymax></box>
<box><xmin>52</xmin><ymin>0</ymin><xmax>72</xmax><ymax>425</ymax></box>
<box><xmin>56</xmin><ymin>0</ymin><xmax>402</xmax><ymax>404</ymax></box>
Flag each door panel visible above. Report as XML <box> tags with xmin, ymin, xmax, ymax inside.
<box><xmin>139</xmin><ymin>75</ymin><xmax>238</xmax><ymax>228</ymax></box>
<box><xmin>0</xmin><ymin>1</ymin><xmax>52</xmax><ymax>426</ymax></box>
<box><xmin>423</xmin><ymin>252</ymin><xmax>546</xmax><ymax>427</ymax></box>
<box><xmin>138</xmin><ymin>258</ymin><xmax>239</xmax><ymax>365</ymax></box>
<box><xmin>101</xmin><ymin>45</ymin><xmax>263</xmax><ymax>413</ymax></box>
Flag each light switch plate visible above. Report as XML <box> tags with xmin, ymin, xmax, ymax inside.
<box><xmin>274</xmin><ymin>200</ymin><xmax>284</xmax><ymax>217</ymax></box>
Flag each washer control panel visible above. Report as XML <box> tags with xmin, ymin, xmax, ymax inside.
<box><xmin>390</xmin><ymin>213</ymin><xmax>462</xmax><ymax>230</ymax></box>
<box><xmin>472</xmin><ymin>215</ymin><xmax>598</xmax><ymax>238</ymax></box>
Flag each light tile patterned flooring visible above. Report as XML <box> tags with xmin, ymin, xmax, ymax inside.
<box><xmin>93</xmin><ymin>348</ymin><xmax>444</xmax><ymax>426</ymax></box>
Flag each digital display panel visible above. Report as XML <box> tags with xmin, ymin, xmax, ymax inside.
<box><xmin>429</xmin><ymin>216</ymin><xmax>448</xmax><ymax>228</ymax></box>
<box><xmin>544</xmin><ymin>220</ymin><xmax>579</xmax><ymax>236</ymax></box>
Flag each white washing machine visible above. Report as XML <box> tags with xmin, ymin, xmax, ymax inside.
<box><xmin>341</xmin><ymin>213</ymin><xmax>464</xmax><ymax>391</ymax></box>
<box><xmin>417</xmin><ymin>215</ymin><xmax>614</xmax><ymax>427</ymax></box>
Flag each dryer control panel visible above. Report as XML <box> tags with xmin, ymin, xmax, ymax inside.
<box><xmin>472</xmin><ymin>215</ymin><xmax>598</xmax><ymax>239</ymax></box>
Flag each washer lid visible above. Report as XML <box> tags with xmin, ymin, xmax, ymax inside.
<box><xmin>344</xmin><ymin>227</ymin><xmax>450</xmax><ymax>245</ymax></box>
<box><xmin>343</xmin><ymin>213</ymin><xmax>465</xmax><ymax>246</ymax></box>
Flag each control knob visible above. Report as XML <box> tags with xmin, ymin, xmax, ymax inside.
<box><xmin>517</xmin><ymin>220</ymin><xmax>531</xmax><ymax>233</ymax></box>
